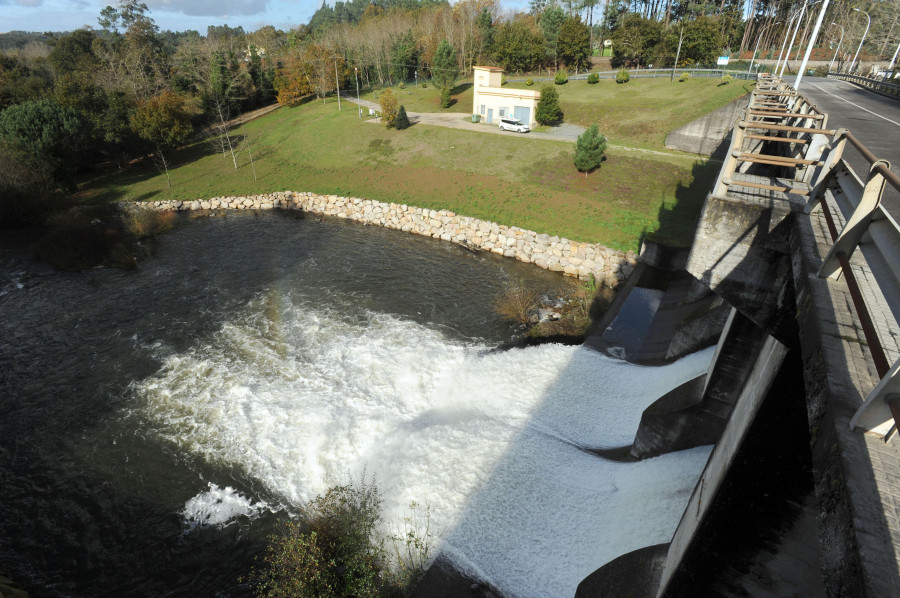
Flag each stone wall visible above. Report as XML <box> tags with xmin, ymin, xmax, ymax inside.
<box><xmin>138</xmin><ymin>192</ymin><xmax>638</xmax><ymax>285</ymax></box>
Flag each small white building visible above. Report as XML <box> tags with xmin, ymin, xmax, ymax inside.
<box><xmin>472</xmin><ymin>66</ymin><xmax>541</xmax><ymax>129</ymax></box>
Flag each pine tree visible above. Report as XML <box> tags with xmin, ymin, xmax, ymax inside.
<box><xmin>535</xmin><ymin>85</ymin><xmax>562</xmax><ymax>125</ymax></box>
<box><xmin>574</xmin><ymin>124</ymin><xmax>607</xmax><ymax>177</ymax></box>
<box><xmin>395</xmin><ymin>105</ymin><xmax>410</xmax><ymax>130</ymax></box>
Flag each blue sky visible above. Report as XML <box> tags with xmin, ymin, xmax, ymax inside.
<box><xmin>1</xmin><ymin>0</ymin><xmax>531</xmax><ymax>34</ymax></box>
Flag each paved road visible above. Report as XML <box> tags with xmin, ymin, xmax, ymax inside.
<box><xmin>788</xmin><ymin>76</ymin><xmax>900</xmax><ymax>215</ymax></box>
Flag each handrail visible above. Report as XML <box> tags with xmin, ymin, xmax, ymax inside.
<box><xmin>722</xmin><ymin>76</ymin><xmax>900</xmax><ymax>439</ymax></box>
<box><xmin>827</xmin><ymin>72</ymin><xmax>900</xmax><ymax>99</ymax></box>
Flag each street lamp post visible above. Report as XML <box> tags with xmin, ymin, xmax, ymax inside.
<box><xmin>885</xmin><ymin>41</ymin><xmax>900</xmax><ymax>82</ymax></box>
<box><xmin>749</xmin><ymin>20</ymin><xmax>781</xmax><ymax>74</ymax></box>
<box><xmin>780</xmin><ymin>1</ymin><xmax>820</xmax><ymax>77</ymax></box>
<box><xmin>828</xmin><ymin>23</ymin><xmax>845</xmax><ymax>73</ymax></box>
<box><xmin>775</xmin><ymin>11</ymin><xmax>801</xmax><ymax>73</ymax></box>
<box><xmin>415</xmin><ymin>69</ymin><xmax>418</xmax><ymax>88</ymax></box>
<box><xmin>794</xmin><ymin>0</ymin><xmax>831</xmax><ymax>91</ymax></box>
<box><xmin>849</xmin><ymin>8</ymin><xmax>871</xmax><ymax>75</ymax></box>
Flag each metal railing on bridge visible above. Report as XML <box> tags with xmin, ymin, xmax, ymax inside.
<box><xmin>827</xmin><ymin>72</ymin><xmax>900</xmax><ymax>99</ymax></box>
<box><xmin>716</xmin><ymin>74</ymin><xmax>900</xmax><ymax>439</ymax></box>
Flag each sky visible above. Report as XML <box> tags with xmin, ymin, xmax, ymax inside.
<box><xmin>3</xmin><ymin>0</ymin><xmax>336</xmax><ymax>34</ymax></box>
<box><xmin>0</xmin><ymin>0</ymin><xmax>531</xmax><ymax>34</ymax></box>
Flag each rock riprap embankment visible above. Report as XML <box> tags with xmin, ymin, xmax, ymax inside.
<box><xmin>138</xmin><ymin>192</ymin><xmax>637</xmax><ymax>285</ymax></box>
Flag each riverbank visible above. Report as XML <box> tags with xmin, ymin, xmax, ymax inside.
<box><xmin>134</xmin><ymin>192</ymin><xmax>639</xmax><ymax>286</ymax></box>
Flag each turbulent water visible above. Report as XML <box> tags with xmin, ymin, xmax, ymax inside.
<box><xmin>0</xmin><ymin>211</ymin><xmax>711</xmax><ymax>597</ymax></box>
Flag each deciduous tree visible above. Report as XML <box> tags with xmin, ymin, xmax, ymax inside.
<box><xmin>130</xmin><ymin>90</ymin><xmax>193</xmax><ymax>187</ymax></box>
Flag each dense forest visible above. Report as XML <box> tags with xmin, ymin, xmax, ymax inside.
<box><xmin>0</xmin><ymin>0</ymin><xmax>897</xmax><ymax>207</ymax></box>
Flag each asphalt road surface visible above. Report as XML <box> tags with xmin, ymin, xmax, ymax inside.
<box><xmin>788</xmin><ymin>76</ymin><xmax>900</xmax><ymax>216</ymax></box>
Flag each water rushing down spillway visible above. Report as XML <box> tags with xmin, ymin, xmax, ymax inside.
<box><xmin>0</xmin><ymin>212</ymin><xmax>712</xmax><ymax>597</ymax></box>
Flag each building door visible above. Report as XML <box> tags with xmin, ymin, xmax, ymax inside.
<box><xmin>514</xmin><ymin>106</ymin><xmax>530</xmax><ymax>126</ymax></box>
<box><xmin>487</xmin><ymin>109</ymin><xmax>493</xmax><ymax>124</ymax></box>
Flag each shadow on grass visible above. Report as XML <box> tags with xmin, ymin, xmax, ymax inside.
<box><xmin>641</xmin><ymin>159</ymin><xmax>721</xmax><ymax>249</ymax></box>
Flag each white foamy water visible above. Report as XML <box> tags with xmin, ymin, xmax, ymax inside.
<box><xmin>135</xmin><ymin>296</ymin><xmax>713</xmax><ymax>597</ymax></box>
<box><xmin>182</xmin><ymin>483</ymin><xmax>270</xmax><ymax>530</ymax></box>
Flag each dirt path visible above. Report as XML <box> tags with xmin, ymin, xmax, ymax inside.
<box><xmin>346</xmin><ymin>98</ymin><xmax>693</xmax><ymax>159</ymax></box>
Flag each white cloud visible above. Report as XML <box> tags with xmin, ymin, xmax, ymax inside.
<box><xmin>148</xmin><ymin>0</ymin><xmax>270</xmax><ymax>17</ymax></box>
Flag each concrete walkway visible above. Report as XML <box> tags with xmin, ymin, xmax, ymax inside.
<box><xmin>346</xmin><ymin>98</ymin><xmax>694</xmax><ymax>160</ymax></box>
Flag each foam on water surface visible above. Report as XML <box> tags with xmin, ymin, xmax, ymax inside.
<box><xmin>182</xmin><ymin>483</ymin><xmax>271</xmax><ymax>530</ymax></box>
<box><xmin>135</xmin><ymin>294</ymin><xmax>713</xmax><ymax>597</ymax></box>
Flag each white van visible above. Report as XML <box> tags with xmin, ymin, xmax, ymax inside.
<box><xmin>498</xmin><ymin>117</ymin><xmax>530</xmax><ymax>133</ymax></box>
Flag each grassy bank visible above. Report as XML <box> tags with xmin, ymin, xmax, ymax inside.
<box><xmin>363</xmin><ymin>76</ymin><xmax>752</xmax><ymax>151</ymax></box>
<box><xmin>78</xmin><ymin>98</ymin><xmax>717</xmax><ymax>251</ymax></box>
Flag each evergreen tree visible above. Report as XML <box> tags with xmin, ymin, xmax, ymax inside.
<box><xmin>395</xmin><ymin>105</ymin><xmax>410</xmax><ymax>129</ymax></box>
<box><xmin>379</xmin><ymin>88</ymin><xmax>399</xmax><ymax>127</ymax></box>
<box><xmin>574</xmin><ymin>124</ymin><xmax>606</xmax><ymax>176</ymax></box>
<box><xmin>431</xmin><ymin>40</ymin><xmax>458</xmax><ymax>108</ymax></box>
<box><xmin>535</xmin><ymin>84</ymin><xmax>562</xmax><ymax>125</ymax></box>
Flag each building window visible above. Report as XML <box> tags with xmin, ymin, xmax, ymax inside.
<box><xmin>499</xmin><ymin>107</ymin><xmax>506</xmax><ymax>117</ymax></box>
<box><xmin>480</xmin><ymin>104</ymin><xmax>485</xmax><ymax>115</ymax></box>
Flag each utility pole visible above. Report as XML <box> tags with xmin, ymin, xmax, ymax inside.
<box><xmin>671</xmin><ymin>25</ymin><xmax>684</xmax><ymax>82</ymax></box>
<box><xmin>335</xmin><ymin>59</ymin><xmax>341</xmax><ymax>111</ymax></box>
<box><xmin>355</xmin><ymin>67</ymin><xmax>361</xmax><ymax>118</ymax></box>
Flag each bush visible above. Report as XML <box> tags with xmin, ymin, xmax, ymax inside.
<box><xmin>421</xmin><ymin>82</ymin><xmax>427</xmax><ymax>88</ymax></box>
<box><xmin>501</xmin><ymin>76</ymin><xmax>508</xmax><ymax>86</ymax></box>
<box><xmin>395</xmin><ymin>105</ymin><xmax>410</xmax><ymax>130</ymax></box>
<box><xmin>379</xmin><ymin>88</ymin><xmax>399</xmax><ymax>127</ymax></box>
<box><xmin>615</xmin><ymin>69</ymin><xmax>630</xmax><ymax>84</ymax></box>
<box><xmin>679</xmin><ymin>72</ymin><xmax>690</xmax><ymax>82</ymax></box>
<box><xmin>718</xmin><ymin>74</ymin><xmax>732</xmax><ymax>86</ymax></box>
<box><xmin>439</xmin><ymin>88</ymin><xmax>451</xmax><ymax>108</ymax></box>
<box><xmin>398</xmin><ymin>81</ymin><xmax>406</xmax><ymax>89</ymax></box>
<box><xmin>554</xmin><ymin>69</ymin><xmax>569</xmax><ymax>85</ymax></box>
<box><xmin>535</xmin><ymin>85</ymin><xmax>563</xmax><ymax>125</ymax></box>
<box><xmin>251</xmin><ymin>480</ymin><xmax>386</xmax><ymax>598</ymax></box>
<box><xmin>525</xmin><ymin>78</ymin><xmax>534</xmax><ymax>86</ymax></box>
<box><xmin>494</xmin><ymin>283</ymin><xmax>539</xmax><ymax>326</ymax></box>
<box><xmin>587</xmin><ymin>72</ymin><xmax>599</xmax><ymax>84</ymax></box>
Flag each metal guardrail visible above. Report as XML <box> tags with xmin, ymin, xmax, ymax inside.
<box><xmin>511</xmin><ymin>68</ymin><xmax>759</xmax><ymax>84</ymax></box>
<box><xmin>827</xmin><ymin>72</ymin><xmax>900</xmax><ymax>99</ymax></box>
<box><xmin>716</xmin><ymin>74</ymin><xmax>900</xmax><ymax>439</ymax></box>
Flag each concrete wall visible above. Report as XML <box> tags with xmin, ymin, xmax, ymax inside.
<box><xmin>655</xmin><ymin>330</ymin><xmax>788</xmax><ymax>596</ymax></box>
<box><xmin>664</xmin><ymin>95</ymin><xmax>749</xmax><ymax>157</ymax></box>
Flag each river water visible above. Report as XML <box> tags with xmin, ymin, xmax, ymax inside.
<box><xmin>0</xmin><ymin>211</ymin><xmax>712</xmax><ymax>597</ymax></box>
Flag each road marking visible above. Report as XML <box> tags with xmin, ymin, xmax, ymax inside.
<box><xmin>810</xmin><ymin>83</ymin><xmax>900</xmax><ymax>127</ymax></box>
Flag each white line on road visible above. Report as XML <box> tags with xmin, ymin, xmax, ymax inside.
<box><xmin>810</xmin><ymin>83</ymin><xmax>900</xmax><ymax>127</ymax></box>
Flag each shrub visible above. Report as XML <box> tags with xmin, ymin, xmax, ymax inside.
<box><xmin>554</xmin><ymin>69</ymin><xmax>569</xmax><ymax>85</ymax></box>
<box><xmin>718</xmin><ymin>74</ymin><xmax>732</xmax><ymax>86</ymax></box>
<box><xmin>535</xmin><ymin>84</ymin><xmax>563</xmax><ymax>125</ymax></box>
<box><xmin>439</xmin><ymin>88</ymin><xmax>452</xmax><ymax>108</ymax></box>
<box><xmin>420</xmin><ymin>82</ymin><xmax>427</xmax><ymax>88</ymax></box>
<box><xmin>525</xmin><ymin>78</ymin><xmax>534</xmax><ymax>86</ymax></box>
<box><xmin>501</xmin><ymin>76</ymin><xmax>508</xmax><ymax>86</ymax></box>
<box><xmin>251</xmin><ymin>480</ymin><xmax>386</xmax><ymax>598</ymax></box>
<box><xmin>395</xmin><ymin>105</ymin><xmax>410</xmax><ymax>130</ymax></box>
<box><xmin>494</xmin><ymin>283</ymin><xmax>540</xmax><ymax>326</ymax></box>
<box><xmin>398</xmin><ymin>81</ymin><xmax>406</xmax><ymax>89</ymax></box>
<box><xmin>587</xmin><ymin>72</ymin><xmax>599</xmax><ymax>84</ymax></box>
<box><xmin>379</xmin><ymin>88</ymin><xmax>399</xmax><ymax>127</ymax></box>
<box><xmin>679</xmin><ymin>72</ymin><xmax>690</xmax><ymax>82</ymax></box>
<box><xmin>615</xmin><ymin>69</ymin><xmax>630</xmax><ymax>84</ymax></box>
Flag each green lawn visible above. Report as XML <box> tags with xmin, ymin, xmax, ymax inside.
<box><xmin>364</xmin><ymin>76</ymin><xmax>752</xmax><ymax>151</ymax></box>
<box><xmin>78</xmin><ymin>98</ymin><xmax>716</xmax><ymax>251</ymax></box>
